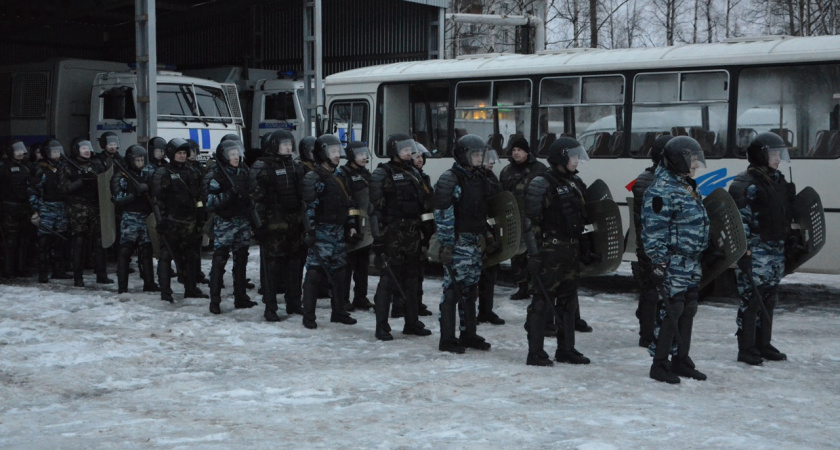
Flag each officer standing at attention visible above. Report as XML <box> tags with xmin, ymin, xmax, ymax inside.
<box><xmin>523</xmin><ymin>137</ymin><xmax>593</xmax><ymax>366</ymax></box>
<box><xmin>300</xmin><ymin>134</ymin><xmax>358</xmax><ymax>329</ymax></box>
<box><xmin>434</xmin><ymin>134</ymin><xmax>493</xmax><ymax>354</ymax></box>
<box><xmin>642</xmin><ymin>136</ymin><xmax>709</xmax><ymax>383</ymax></box>
<box><xmin>729</xmin><ymin>132</ymin><xmax>795</xmax><ymax>365</ymax></box>
<box><xmin>369</xmin><ymin>134</ymin><xmax>432</xmax><ymax>341</ymax></box>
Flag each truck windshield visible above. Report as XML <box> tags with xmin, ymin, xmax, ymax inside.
<box><xmin>158</xmin><ymin>83</ymin><xmax>231</xmax><ymax>120</ymax></box>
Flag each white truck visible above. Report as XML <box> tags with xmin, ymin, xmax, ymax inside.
<box><xmin>183</xmin><ymin>66</ymin><xmax>306</xmax><ymax>161</ymax></box>
<box><xmin>0</xmin><ymin>58</ymin><xmax>244</xmax><ymax>161</ymax></box>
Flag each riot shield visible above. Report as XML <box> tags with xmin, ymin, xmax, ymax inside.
<box><xmin>786</xmin><ymin>186</ymin><xmax>825</xmax><ymax>274</ymax></box>
<box><xmin>580</xmin><ymin>198</ymin><xmax>623</xmax><ymax>277</ymax></box>
<box><xmin>483</xmin><ymin>191</ymin><xmax>522</xmax><ymax>268</ymax></box>
<box><xmin>585</xmin><ymin>178</ymin><xmax>613</xmax><ymax>202</ymax></box>
<box><xmin>98</xmin><ymin>165</ymin><xmax>116</xmax><ymax>248</ymax></box>
<box><xmin>700</xmin><ymin>188</ymin><xmax>747</xmax><ymax>288</ymax></box>
<box><xmin>347</xmin><ymin>187</ymin><xmax>373</xmax><ymax>252</ymax></box>
<box><xmin>146</xmin><ymin>214</ymin><xmax>160</xmax><ymax>258</ymax></box>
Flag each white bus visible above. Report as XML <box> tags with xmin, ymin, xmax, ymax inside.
<box><xmin>323</xmin><ymin>35</ymin><xmax>840</xmax><ymax>274</ymax></box>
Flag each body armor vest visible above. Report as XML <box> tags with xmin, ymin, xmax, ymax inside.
<box><xmin>452</xmin><ymin>168</ymin><xmax>489</xmax><ymax>234</ymax></box>
<box><xmin>314</xmin><ymin>167</ymin><xmax>350</xmax><ymax>225</ymax></box>
<box><xmin>540</xmin><ymin>171</ymin><xmax>586</xmax><ymax>238</ymax></box>
<box><xmin>380</xmin><ymin>162</ymin><xmax>424</xmax><ymax>221</ymax></box>
<box><xmin>731</xmin><ymin>168</ymin><xmax>791</xmax><ymax>241</ymax></box>
<box><xmin>0</xmin><ymin>161</ymin><xmax>31</xmax><ymax>203</ymax></box>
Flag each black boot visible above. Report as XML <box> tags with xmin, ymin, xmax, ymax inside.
<box><xmin>262</xmin><ymin>257</ymin><xmax>284</xmax><ymax>322</ymax></box>
<box><xmin>158</xmin><ymin>251</ymin><xmax>174</xmax><ymax>302</ymax></box>
<box><xmin>526</xmin><ymin>296</ymin><xmax>552</xmax><ymax>366</ymax></box>
<box><xmin>757</xmin><ymin>287</ymin><xmax>786</xmax><ymax>361</ymax></box>
<box><xmin>301</xmin><ymin>268</ymin><xmax>323</xmax><ymax>329</ymax></box>
<box><xmin>373</xmin><ymin>273</ymin><xmax>394</xmax><ymax>340</ymax></box>
<box><xmin>232</xmin><ymin>248</ymin><xmax>256</xmax><ymax>308</ymax></box>
<box><xmin>51</xmin><ymin>234</ymin><xmax>72</xmax><ymax>280</ymax></box>
<box><xmin>329</xmin><ymin>269</ymin><xmax>356</xmax><ymax>324</ymax></box>
<box><xmin>510</xmin><ymin>282</ymin><xmax>530</xmax><ymax>300</ymax></box>
<box><xmin>117</xmin><ymin>242</ymin><xmax>135</xmax><ymax>293</ymax></box>
<box><xmin>93</xmin><ymin>238</ymin><xmax>113</xmax><ymax>284</ymax></box>
<box><xmin>209</xmin><ymin>250</ymin><xmax>227</xmax><ymax>314</ymax></box>
<box><xmin>737</xmin><ymin>305</ymin><xmax>763</xmax><ymax>365</ymax></box>
<box><xmin>139</xmin><ymin>244</ymin><xmax>160</xmax><ymax>292</ymax></box>
<box><xmin>638</xmin><ymin>287</ymin><xmax>658</xmax><ymax>347</ymax></box>
<box><xmin>477</xmin><ymin>268</ymin><xmax>505</xmax><ymax>325</ymax></box>
<box><xmin>283</xmin><ymin>254</ymin><xmax>304</xmax><ymax>315</ymax></box>
<box><xmin>459</xmin><ymin>286</ymin><xmax>490</xmax><ymax>350</ymax></box>
<box><xmin>5</xmin><ymin>235</ymin><xmax>20</xmax><ymax>278</ymax></box>
<box><xmin>438</xmin><ymin>287</ymin><xmax>464</xmax><ymax>354</ymax></box>
<box><xmin>182</xmin><ymin>248</ymin><xmax>208</xmax><ymax>299</ymax></box>
<box><xmin>671</xmin><ymin>356</ymin><xmax>707</xmax><ymax>380</ymax></box>
<box><xmin>71</xmin><ymin>234</ymin><xmax>86</xmax><ymax>287</ymax></box>
<box><xmin>555</xmin><ymin>293</ymin><xmax>587</xmax><ymax>363</ymax></box>
<box><xmin>650</xmin><ymin>360</ymin><xmax>680</xmax><ymax>384</ymax></box>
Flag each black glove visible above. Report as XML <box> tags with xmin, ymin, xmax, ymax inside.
<box><xmin>303</xmin><ymin>229</ymin><xmax>317</xmax><ymax>248</ymax></box>
<box><xmin>785</xmin><ymin>233</ymin><xmax>807</xmax><ymax>256</ymax></box>
<box><xmin>485</xmin><ymin>236</ymin><xmax>503</xmax><ymax>257</ymax></box>
<box><xmin>527</xmin><ymin>255</ymin><xmax>543</xmax><ymax>277</ymax></box>
<box><xmin>650</xmin><ymin>264</ymin><xmax>667</xmax><ymax>286</ymax></box>
<box><xmin>439</xmin><ymin>245</ymin><xmax>454</xmax><ymax>265</ymax></box>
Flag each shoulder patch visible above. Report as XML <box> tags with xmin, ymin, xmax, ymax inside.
<box><xmin>652</xmin><ymin>196</ymin><xmax>664</xmax><ymax>214</ymax></box>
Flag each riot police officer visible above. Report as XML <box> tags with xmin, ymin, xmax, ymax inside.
<box><xmin>250</xmin><ymin>129</ymin><xmax>306</xmax><ymax>321</ymax></box>
<box><xmin>1</xmin><ymin>141</ymin><xmax>35</xmax><ymax>278</ymax></box>
<box><xmin>369</xmin><ymin>134</ymin><xmax>432</xmax><ymax>341</ymax></box>
<box><xmin>31</xmin><ymin>140</ymin><xmax>71</xmax><ymax>282</ymax></box>
<box><xmin>434</xmin><ymin>134</ymin><xmax>493</xmax><ymax>354</ymax></box>
<box><xmin>642</xmin><ymin>136</ymin><xmax>709</xmax><ymax>383</ymax></box>
<box><xmin>342</xmin><ymin>141</ymin><xmax>375</xmax><ymax>312</ymax></box>
<box><xmin>499</xmin><ymin>136</ymin><xmax>546</xmax><ymax>300</ymax></box>
<box><xmin>730</xmin><ymin>132</ymin><xmax>795</xmax><ymax>365</ymax></box>
<box><xmin>300</xmin><ymin>134</ymin><xmax>358</xmax><ymax>329</ymax></box>
<box><xmin>632</xmin><ymin>135</ymin><xmax>673</xmax><ymax>348</ymax></box>
<box><xmin>523</xmin><ymin>137</ymin><xmax>592</xmax><ymax>366</ymax></box>
<box><xmin>410</xmin><ymin>143</ymin><xmax>435</xmax><ymax>317</ymax></box>
<box><xmin>203</xmin><ymin>140</ymin><xmax>256</xmax><ymax>314</ymax></box>
<box><xmin>149</xmin><ymin>136</ymin><xmax>168</xmax><ymax>168</ymax></box>
<box><xmin>111</xmin><ymin>145</ymin><xmax>158</xmax><ymax>293</ymax></box>
<box><xmin>97</xmin><ymin>131</ymin><xmax>120</xmax><ymax>169</ymax></box>
<box><xmin>152</xmin><ymin>138</ymin><xmax>208</xmax><ymax>302</ymax></box>
<box><xmin>58</xmin><ymin>139</ymin><xmax>113</xmax><ymax>287</ymax></box>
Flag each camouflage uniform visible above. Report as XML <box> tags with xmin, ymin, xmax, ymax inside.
<box><xmin>0</xmin><ymin>157</ymin><xmax>35</xmax><ymax>277</ymax></box>
<box><xmin>250</xmin><ymin>151</ymin><xmax>306</xmax><ymax>317</ymax></box>
<box><xmin>152</xmin><ymin>158</ymin><xmax>206</xmax><ymax>301</ymax></box>
<box><xmin>111</xmin><ymin>159</ymin><xmax>158</xmax><ymax>293</ymax></box>
<box><xmin>31</xmin><ymin>158</ymin><xmax>70</xmax><ymax>281</ymax></box>
<box><xmin>301</xmin><ymin>164</ymin><xmax>356</xmax><ymax>328</ymax></box>
<box><xmin>370</xmin><ymin>159</ymin><xmax>431</xmax><ymax>339</ymax></box>
<box><xmin>203</xmin><ymin>163</ymin><xmax>254</xmax><ymax>312</ymax></box>
<box><xmin>58</xmin><ymin>155</ymin><xmax>111</xmax><ymax>286</ymax></box>
<box><xmin>642</xmin><ymin>165</ymin><xmax>710</xmax><ymax>369</ymax></box>
<box><xmin>524</xmin><ymin>167</ymin><xmax>590</xmax><ymax>363</ymax></box>
<box><xmin>499</xmin><ymin>153</ymin><xmax>546</xmax><ymax>298</ymax></box>
<box><xmin>730</xmin><ymin>165</ymin><xmax>794</xmax><ymax>362</ymax></box>
<box><xmin>434</xmin><ymin>162</ymin><xmax>492</xmax><ymax>352</ymax></box>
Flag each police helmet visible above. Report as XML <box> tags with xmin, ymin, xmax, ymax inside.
<box><xmin>267</xmin><ymin>129</ymin><xmax>296</xmax><ymax>156</ymax></box>
<box><xmin>411</xmin><ymin>142</ymin><xmax>432</xmax><ymax>166</ymax></box>
<box><xmin>313</xmin><ymin>134</ymin><xmax>344</xmax><ymax>167</ymax></box>
<box><xmin>70</xmin><ymin>138</ymin><xmax>94</xmax><ymax>159</ymax></box>
<box><xmin>215</xmin><ymin>139</ymin><xmax>243</xmax><ymax>166</ymax></box>
<box><xmin>7</xmin><ymin>140</ymin><xmax>28</xmax><ymax>160</ymax></box>
<box><xmin>42</xmin><ymin>139</ymin><xmax>64</xmax><ymax>160</ymax></box>
<box><xmin>29</xmin><ymin>142</ymin><xmax>42</xmax><ymax>162</ymax></box>
<box><xmin>453</xmin><ymin>134</ymin><xmax>488</xmax><ymax>168</ymax></box>
<box><xmin>124</xmin><ymin>145</ymin><xmax>148</xmax><ymax>168</ymax></box>
<box><xmin>346</xmin><ymin>141</ymin><xmax>371</xmax><ymax>165</ymax></box>
<box><xmin>547</xmin><ymin>137</ymin><xmax>589</xmax><ymax>168</ymax></box>
<box><xmin>662</xmin><ymin>136</ymin><xmax>706</xmax><ymax>176</ymax></box>
<box><xmin>299</xmin><ymin>136</ymin><xmax>317</xmax><ymax>162</ymax></box>
<box><xmin>747</xmin><ymin>132</ymin><xmax>789</xmax><ymax>167</ymax></box>
<box><xmin>165</xmin><ymin>138</ymin><xmax>191</xmax><ymax>161</ymax></box>
<box><xmin>220</xmin><ymin>134</ymin><xmax>243</xmax><ymax>145</ymax></box>
<box><xmin>650</xmin><ymin>135</ymin><xmax>673</xmax><ymax>166</ymax></box>
<box><xmin>386</xmin><ymin>133</ymin><xmax>417</xmax><ymax>161</ymax></box>
<box><xmin>186</xmin><ymin>139</ymin><xmax>200</xmax><ymax>160</ymax></box>
<box><xmin>149</xmin><ymin>136</ymin><xmax>167</xmax><ymax>161</ymax></box>
<box><xmin>98</xmin><ymin>131</ymin><xmax>120</xmax><ymax>152</ymax></box>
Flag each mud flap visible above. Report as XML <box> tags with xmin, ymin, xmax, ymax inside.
<box><xmin>786</xmin><ymin>186</ymin><xmax>825</xmax><ymax>274</ymax></box>
<box><xmin>580</xmin><ymin>198</ymin><xmax>623</xmax><ymax>277</ymax></box>
<box><xmin>98</xmin><ymin>165</ymin><xmax>116</xmax><ymax>248</ymax></box>
<box><xmin>700</xmin><ymin>188</ymin><xmax>747</xmax><ymax>288</ymax></box>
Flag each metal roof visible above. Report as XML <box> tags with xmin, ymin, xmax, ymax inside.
<box><xmin>325</xmin><ymin>35</ymin><xmax>840</xmax><ymax>85</ymax></box>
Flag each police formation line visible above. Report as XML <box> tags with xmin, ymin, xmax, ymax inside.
<box><xmin>0</xmin><ymin>130</ymin><xmax>803</xmax><ymax>383</ymax></box>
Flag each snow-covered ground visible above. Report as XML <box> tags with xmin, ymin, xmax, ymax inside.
<box><xmin>2</xmin><ymin>256</ymin><xmax>839</xmax><ymax>449</ymax></box>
